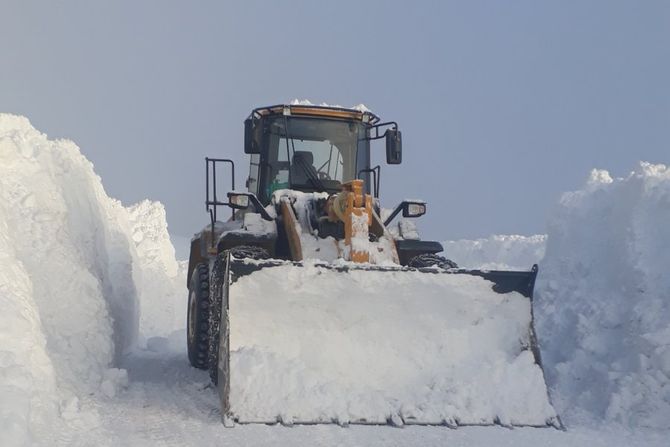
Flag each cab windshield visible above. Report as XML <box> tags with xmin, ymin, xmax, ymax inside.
<box><xmin>264</xmin><ymin>116</ymin><xmax>368</xmax><ymax>196</ymax></box>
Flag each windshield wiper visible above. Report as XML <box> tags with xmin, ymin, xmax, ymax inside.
<box><xmin>294</xmin><ymin>156</ymin><xmax>328</xmax><ymax>192</ymax></box>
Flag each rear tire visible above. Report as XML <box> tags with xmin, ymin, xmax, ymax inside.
<box><xmin>208</xmin><ymin>245</ymin><xmax>270</xmax><ymax>385</ymax></box>
<box><xmin>187</xmin><ymin>263</ymin><xmax>211</xmax><ymax>369</ymax></box>
<box><xmin>408</xmin><ymin>253</ymin><xmax>458</xmax><ymax>269</ymax></box>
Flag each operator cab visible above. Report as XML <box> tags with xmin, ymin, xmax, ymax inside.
<box><xmin>244</xmin><ymin>104</ymin><xmax>401</xmax><ymax>205</ymax></box>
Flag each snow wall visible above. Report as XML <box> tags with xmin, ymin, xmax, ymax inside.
<box><xmin>535</xmin><ymin>163</ymin><xmax>670</xmax><ymax>429</ymax></box>
<box><xmin>0</xmin><ymin>114</ymin><xmax>183</xmax><ymax>446</ymax></box>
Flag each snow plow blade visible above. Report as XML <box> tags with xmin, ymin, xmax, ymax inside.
<box><xmin>216</xmin><ymin>258</ymin><xmax>560</xmax><ymax>428</ymax></box>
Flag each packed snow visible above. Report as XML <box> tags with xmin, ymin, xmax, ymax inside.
<box><xmin>1</xmin><ymin>114</ymin><xmax>668</xmax><ymax>446</ymax></box>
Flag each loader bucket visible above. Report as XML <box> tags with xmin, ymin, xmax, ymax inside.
<box><xmin>215</xmin><ymin>257</ymin><xmax>560</xmax><ymax>428</ymax></box>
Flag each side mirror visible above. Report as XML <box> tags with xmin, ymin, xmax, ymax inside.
<box><xmin>383</xmin><ymin>200</ymin><xmax>426</xmax><ymax>226</ymax></box>
<box><xmin>244</xmin><ymin>118</ymin><xmax>260</xmax><ymax>154</ymax></box>
<box><xmin>402</xmin><ymin>201</ymin><xmax>426</xmax><ymax>218</ymax></box>
<box><xmin>385</xmin><ymin>129</ymin><xmax>402</xmax><ymax>164</ymax></box>
<box><xmin>225</xmin><ymin>192</ymin><xmax>273</xmax><ymax>220</ymax></box>
<box><xmin>227</xmin><ymin>192</ymin><xmax>250</xmax><ymax>209</ymax></box>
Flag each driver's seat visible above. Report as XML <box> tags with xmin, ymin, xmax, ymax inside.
<box><xmin>290</xmin><ymin>151</ymin><xmax>320</xmax><ymax>187</ymax></box>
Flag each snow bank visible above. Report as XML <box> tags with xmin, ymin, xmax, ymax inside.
<box><xmin>128</xmin><ymin>200</ymin><xmax>185</xmax><ymax>339</ymax></box>
<box><xmin>228</xmin><ymin>264</ymin><xmax>557</xmax><ymax>426</ymax></box>
<box><xmin>0</xmin><ymin>114</ymin><xmax>138</xmax><ymax>444</ymax></box>
<box><xmin>0</xmin><ymin>221</ymin><xmax>58</xmax><ymax>445</ymax></box>
<box><xmin>536</xmin><ymin>163</ymin><xmax>670</xmax><ymax>429</ymax></box>
<box><xmin>443</xmin><ymin>234</ymin><xmax>546</xmax><ymax>270</ymax></box>
<box><xmin>0</xmin><ymin>114</ymin><xmax>183</xmax><ymax>445</ymax></box>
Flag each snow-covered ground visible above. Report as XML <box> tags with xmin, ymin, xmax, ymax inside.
<box><xmin>48</xmin><ymin>344</ymin><xmax>670</xmax><ymax>447</ymax></box>
<box><xmin>1</xmin><ymin>114</ymin><xmax>668</xmax><ymax>445</ymax></box>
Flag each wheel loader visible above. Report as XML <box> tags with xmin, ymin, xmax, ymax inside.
<box><xmin>186</xmin><ymin>103</ymin><xmax>560</xmax><ymax>428</ymax></box>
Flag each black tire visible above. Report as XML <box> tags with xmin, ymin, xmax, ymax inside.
<box><xmin>408</xmin><ymin>253</ymin><xmax>458</xmax><ymax>269</ymax></box>
<box><xmin>228</xmin><ymin>245</ymin><xmax>271</xmax><ymax>262</ymax></box>
<box><xmin>187</xmin><ymin>263</ymin><xmax>211</xmax><ymax>369</ymax></box>
<box><xmin>207</xmin><ymin>245</ymin><xmax>270</xmax><ymax>385</ymax></box>
<box><xmin>207</xmin><ymin>254</ymin><xmax>226</xmax><ymax>385</ymax></box>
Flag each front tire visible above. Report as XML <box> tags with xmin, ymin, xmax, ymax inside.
<box><xmin>207</xmin><ymin>246</ymin><xmax>270</xmax><ymax>385</ymax></box>
<box><xmin>208</xmin><ymin>254</ymin><xmax>227</xmax><ymax>385</ymax></box>
<box><xmin>187</xmin><ymin>263</ymin><xmax>211</xmax><ymax>369</ymax></box>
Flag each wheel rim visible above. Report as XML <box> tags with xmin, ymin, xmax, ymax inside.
<box><xmin>187</xmin><ymin>289</ymin><xmax>197</xmax><ymax>343</ymax></box>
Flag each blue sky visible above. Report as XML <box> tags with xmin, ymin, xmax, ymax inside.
<box><xmin>2</xmin><ymin>1</ymin><xmax>668</xmax><ymax>240</ymax></box>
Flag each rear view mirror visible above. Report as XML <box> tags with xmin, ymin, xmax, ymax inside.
<box><xmin>402</xmin><ymin>201</ymin><xmax>426</xmax><ymax>218</ymax></box>
<box><xmin>385</xmin><ymin>129</ymin><xmax>402</xmax><ymax>164</ymax></box>
<box><xmin>244</xmin><ymin>118</ymin><xmax>260</xmax><ymax>154</ymax></box>
<box><xmin>383</xmin><ymin>200</ymin><xmax>426</xmax><ymax>226</ymax></box>
<box><xmin>227</xmin><ymin>192</ymin><xmax>250</xmax><ymax>209</ymax></box>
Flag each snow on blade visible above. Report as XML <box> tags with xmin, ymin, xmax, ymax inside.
<box><xmin>227</xmin><ymin>264</ymin><xmax>557</xmax><ymax>426</ymax></box>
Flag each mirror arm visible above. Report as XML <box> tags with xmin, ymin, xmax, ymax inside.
<box><xmin>383</xmin><ymin>203</ymin><xmax>405</xmax><ymax>227</ymax></box>
<box><xmin>364</xmin><ymin>121</ymin><xmax>398</xmax><ymax>141</ymax></box>
<box><xmin>248</xmin><ymin>194</ymin><xmax>273</xmax><ymax>221</ymax></box>
<box><xmin>227</xmin><ymin>192</ymin><xmax>273</xmax><ymax>221</ymax></box>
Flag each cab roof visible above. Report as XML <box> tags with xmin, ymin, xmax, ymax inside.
<box><xmin>249</xmin><ymin>104</ymin><xmax>381</xmax><ymax>125</ymax></box>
